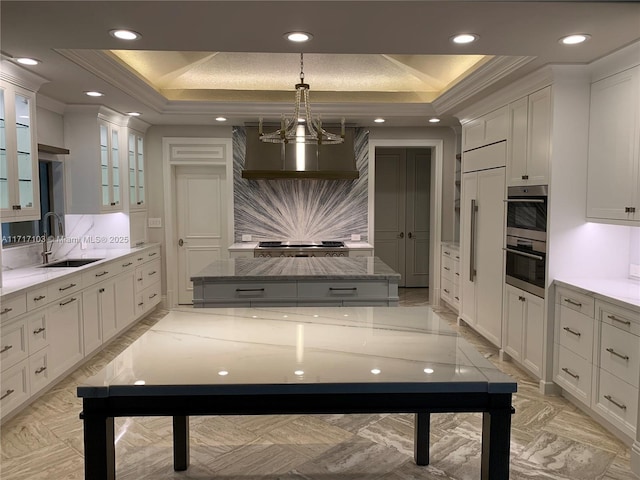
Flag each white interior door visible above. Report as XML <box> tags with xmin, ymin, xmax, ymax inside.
<box><xmin>176</xmin><ymin>165</ymin><xmax>227</xmax><ymax>304</ymax></box>
<box><xmin>405</xmin><ymin>149</ymin><xmax>430</xmax><ymax>287</ymax></box>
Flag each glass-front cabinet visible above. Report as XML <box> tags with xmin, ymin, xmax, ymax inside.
<box><xmin>128</xmin><ymin>131</ymin><xmax>145</xmax><ymax>210</ymax></box>
<box><xmin>0</xmin><ymin>81</ymin><xmax>39</xmax><ymax>221</ymax></box>
<box><xmin>99</xmin><ymin>121</ymin><xmax>122</xmax><ymax>211</ymax></box>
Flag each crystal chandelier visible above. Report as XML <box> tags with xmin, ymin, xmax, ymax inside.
<box><xmin>259</xmin><ymin>53</ymin><xmax>345</xmax><ymax>145</ymax></box>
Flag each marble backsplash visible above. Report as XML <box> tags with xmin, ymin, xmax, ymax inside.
<box><xmin>233</xmin><ymin>127</ymin><xmax>369</xmax><ymax>242</ymax></box>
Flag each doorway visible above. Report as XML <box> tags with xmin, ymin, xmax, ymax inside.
<box><xmin>374</xmin><ymin>148</ymin><xmax>431</xmax><ymax>287</ymax></box>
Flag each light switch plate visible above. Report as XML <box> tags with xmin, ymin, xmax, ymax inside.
<box><xmin>241</xmin><ymin>234</ymin><xmax>252</xmax><ymax>242</ymax></box>
<box><xmin>350</xmin><ymin>234</ymin><xmax>361</xmax><ymax>241</ymax></box>
<box><xmin>148</xmin><ymin>218</ymin><xmax>162</xmax><ymax>228</ymax></box>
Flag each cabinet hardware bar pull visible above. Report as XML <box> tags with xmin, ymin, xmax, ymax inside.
<box><xmin>469</xmin><ymin>200</ymin><xmax>477</xmax><ymax>282</ymax></box>
<box><xmin>563</xmin><ymin>327</ymin><xmax>581</xmax><ymax>337</ymax></box>
<box><xmin>329</xmin><ymin>287</ymin><xmax>358</xmax><ymax>291</ymax></box>
<box><xmin>454</xmin><ymin>296</ymin><xmax>460</xmax><ymax>301</ymax></box>
<box><xmin>148</xmin><ymin>252</ymin><xmax>157</xmax><ymax>256</ymax></box>
<box><xmin>519</xmin><ymin>296</ymin><xmax>526</xmax><ymax>302</ymax></box>
<box><xmin>34</xmin><ymin>295</ymin><xmax>46</xmax><ymax>301</ymax></box>
<box><xmin>443</xmin><ymin>267</ymin><xmax>450</xmax><ymax>271</ymax></box>
<box><xmin>1</xmin><ymin>308</ymin><xmax>13</xmax><ymax>314</ymax></box>
<box><xmin>99</xmin><ymin>288</ymin><xmax>105</xmax><ymax>293</ymax></box>
<box><xmin>444</xmin><ymin>251</ymin><xmax>450</xmax><ymax>255</ymax></box>
<box><xmin>235</xmin><ymin>288</ymin><xmax>265</xmax><ymax>292</ymax></box>
<box><xmin>606</xmin><ymin>348</ymin><xmax>629</xmax><ymax>361</ymax></box>
<box><xmin>608</xmin><ymin>315</ymin><xmax>631</xmax><ymax>327</ymax></box>
<box><xmin>137</xmin><ymin>277</ymin><xmax>143</xmax><ymax>282</ymax></box>
<box><xmin>59</xmin><ymin>298</ymin><xmax>77</xmax><ymax>306</ymax></box>
<box><xmin>95</xmin><ymin>271</ymin><xmax>109</xmax><ymax>277</ymax></box>
<box><xmin>35</xmin><ymin>366</ymin><xmax>47</xmax><ymax>375</ymax></box>
<box><xmin>0</xmin><ymin>345</ymin><xmax>13</xmax><ymax>353</ymax></box>
<box><xmin>137</xmin><ymin>257</ymin><xmax>144</xmax><ymax>261</ymax></box>
<box><xmin>122</xmin><ymin>262</ymin><xmax>133</xmax><ymax>267</ymax></box>
<box><xmin>561</xmin><ymin>367</ymin><xmax>579</xmax><ymax>379</ymax></box>
<box><xmin>33</xmin><ymin>327</ymin><xmax>45</xmax><ymax>334</ymax></box>
<box><xmin>59</xmin><ymin>284</ymin><xmax>77</xmax><ymax>291</ymax></box>
<box><xmin>138</xmin><ymin>302</ymin><xmax>144</xmax><ymax>307</ymax></box>
<box><xmin>148</xmin><ymin>271</ymin><xmax>157</xmax><ymax>276</ymax></box>
<box><xmin>149</xmin><ymin>293</ymin><xmax>157</xmax><ymax>299</ymax></box>
<box><xmin>563</xmin><ymin>298</ymin><xmax>582</xmax><ymax>307</ymax></box>
<box><xmin>1</xmin><ymin>389</ymin><xmax>15</xmax><ymax>400</ymax></box>
<box><xmin>443</xmin><ymin>289</ymin><xmax>450</xmax><ymax>294</ymax></box>
<box><xmin>604</xmin><ymin>395</ymin><xmax>627</xmax><ymax>410</ymax></box>
<box><xmin>504</xmin><ymin>198</ymin><xmax>545</xmax><ymax>204</ymax></box>
<box><xmin>503</xmin><ymin>247</ymin><xmax>544</xmax><ymax>261</ymax></box>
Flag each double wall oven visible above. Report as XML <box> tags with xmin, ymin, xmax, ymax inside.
<box><xmin>504</xmin><ymin>185</ymin><xmax>548</xmax><ymax>298</ymax></box>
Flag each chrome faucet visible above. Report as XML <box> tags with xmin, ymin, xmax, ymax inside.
<box><xmin>42</xmin><ymin>212</ymin><xmax>65</xmax><ymax>264</ymax></box>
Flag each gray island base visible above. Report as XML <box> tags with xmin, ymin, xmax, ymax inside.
<box><xmin>78</xmin><ymin>307</ymin><xmax>517</xmax><ymax>480</ymax></box>
<box><xmin>191</xmin><ymin>256</ymin><xmax>401</xmax><ymax>307</ymax></box>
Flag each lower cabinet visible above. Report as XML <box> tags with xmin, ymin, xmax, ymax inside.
<box><xmin>47</xmin><ymin>295</ymin><xmax>84</xmax><ymax>380</ymax></box>
<box><xmin>503</xmin><ymin>284</ymin><xmax>544</xmax><ymax>378</ymax></box>
<box><xmin>82</xmin><ymin>279</ymin><xmax>117</xmax><ymax>356</ymax></box>
<box><xmin>115</xmin><ymin>269</ymin><xmax>136</xmax><ymax>333</ymax></box>
<box><xmin>440</xmin><ymin>244</ymin><xmax>460</xmax><ymax>313</ymax></box>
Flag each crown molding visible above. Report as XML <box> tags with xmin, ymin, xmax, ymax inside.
<box><xmin>35</xmin><ymin>93</ymin><xmax>66</xmax><ymax>115</ymax></box>
<box><xmin>433</xmin><ymin>55</ymin><xmax>537</xmax><ymax>115</ymax></box>
<box><xmin>589</xmin><ymin>40</ymin><xmax>640</xmax><ymax>82</ymax></box>
<box><xmin>0</xmin><ymin>59</ymin><xmax>50</xmax><ymax>92</ymax></box>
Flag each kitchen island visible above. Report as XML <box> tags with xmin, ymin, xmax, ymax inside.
<box><xmin>191</xmin><ymin>256</ymin><xmax>400</xmax><ymax>307</ymax></box>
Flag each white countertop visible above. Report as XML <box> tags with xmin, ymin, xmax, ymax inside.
<box><xmin>553</xmin><ymin>277</ymin><xmax>640</xmax><ymax>311</ymax></box>
<box><xmin>78</xmin><ymin>306</ymin><xmax>516</xmax><ymax>397</ymax></box>
<box><xmin>229</xmin><ymin>242</ymin><xmax>374</xmax><ymax>251</ymax></box>
<box><xmin>0</xmin><ymin>244</ymin><xmax>159</xmax><ymax>298</ymax></box>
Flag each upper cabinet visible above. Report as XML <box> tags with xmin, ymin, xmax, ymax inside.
<box><xmin>586</xmin><ymin>65</ymin><xmax>640</xmax><ymax>224</ymax></box>
<box><xmin>507</xmin><ymin>86</ymin><xmax>552</xmax><ymax>186</ymax></box>
<box><xmin>0</xmin><ymin>81</ymin><xmax>40</xmax><ymax>222</ymax></box>
<box><xmin>462</xmin><ymin>106</ymin><xmax>508</xmax><ymax>152</ymax></box>
<box><xmin>128</xmin><ymin>130</ymin><xmax>145</xmax><ymax>211</ymax></box>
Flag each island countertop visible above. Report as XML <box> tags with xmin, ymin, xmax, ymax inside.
<box><xmin>191</xmin><ymin>256</ymin><xmax>400</xmax><ymax>282</ymax></box>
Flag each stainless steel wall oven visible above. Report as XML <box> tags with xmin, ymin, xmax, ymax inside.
<box><xmin>504</xmin><ymin>185</ymin><xmax>548</xmax><ymax>298</ymax></box>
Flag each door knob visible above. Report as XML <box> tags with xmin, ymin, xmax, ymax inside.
<box><xmin>178</xmin><ymin>238</ymin><xmax>184</xmax><ymax>246</ymax></box>
<box><xmin>398</xmin><ymin>232</ymin><xmax>404</xmax><ymax>239</ymax></box>
<box><xmin>408</xmin><ymin>232</ymin><xmax>413</xmax><ymax>239</ymax></box>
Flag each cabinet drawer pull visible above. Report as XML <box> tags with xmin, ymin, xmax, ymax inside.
<box><xmin>1</xmin><ymin>389</ymin><xmax>15</xmax><ymax>400</ymax></box>
<box><xmin>122</xmin><ymin>262</ymin><xmax>133</xmax><ymax>267</ymax></box>
<box><xmin>110</xmin><ymin>202</ymin><xmax>116</xmax><ymax>206</ymax></box>
<box><xmin>33</xmin><ymin>295</ymin><xmax>46</xmax><ymax>302</ymax></box>
<box><xmin>137</xmin><ymin>257</ymin><xmax>144</xmax><ymax>261</ymax></box>
<box><xmin>608</xmin><ymin>315</ymin><xmax>631</xmax><ymax>327</ymax></box>
<box><xmin>235</xmin><ymin>288</ymin><xmax>265</xmax><ymax>292</ymax></box>
<box><xmin>455</xmin><ymin>272</ymin><xmax>460</xmax><ymax>276</ymax></box>
<box><xmin>99</xmin><ymin>288</ymin><xmax>105</xmax><ymax>293</ymax></box>
<box><xmin>518</xmin><ymin>296</ymin><xmax>526</xmax><ymax>302</ymax></box>
<box><xmin>33</xmin><ymin>327</ymin><xmax>46</xmax><ymax>335</ymax></box>
<box><xmin>148</xmin><ymin>252</ymin><xmax>157</xmax><ymax>257</ymax></box>
<box><xmin>149</xmin><ymin>293</ymin><xmax>158</xmax><ymax>299</ymax></box>
<box><xmin>59</xmin><ymin>283</ymin><xmax>77</xmax><ymax>291</ymax></box>
<box><xmin>443</xmin><ymin>288</ymin><xmax>450</xmax><ymax>294</ymax></box>
<box><xmin>59</xmin><ymin>298</ymin><xmax>77</xmax><ymax>306</ymax></box>
<box><xmin>12</xmin><ymin>205</ymin><xmax>21</xmax><ymax>210</ymax></box>
<box><xmin>138</xmin><ymin>302</ymin><xmax>144</xmax><ymax>307</ymax></box>
<box><xmin>606</xmin><ymin>347</ymin><xmax>629</xmax><ymax>361</ymax></box>
<box><xmin>35</xmin><ymin>366</ymin><xmax>47</xmax><ymax>375</ymax></box>
<box><xmin>137</xmin><ymin>277</ymin><xmax>143</xmax><ymax>282</ymax></box>
<box><xmin>454</xmin><ymin>296</ymin><xmax>460</xmax><ymax>301</ymax></box>
<box><xmin>148</xmin><ymin>271</ymin><xmax>157</xmax><ymax>276</ymax></box>
<box><xmin>0</xmin><ymin>345</ymin><xmax>13</xmax><ymax>354</ymax></box>
<box><xmin>563</xmin><ymin>327</ymin><xmax>581</xmax><ymax>337</ymax></box>
<box><xmin>1</xmin><ymin>308</ymin><xmax>13</xmax><ymax>315</ymax></box>
<box><xmin>604</xmin><ymin>394</ymin><xmax>627</xmax><ymax>410</ymax></box>
<box><xmin>137</xmin><ymin>201</ymin><xmax>143</xmax><ymax>205</ymax></box>
<box><xmin>444</xmin><ymin>250</ymin><xmax>450</xmax><ymax>255</ymax></box>
<box><xmin>561</xmin><ymin>367</ymin><xmax>579</xmax><ymax>380</ymax></box>
<box><xmin>95</xmin><ymin>271</ymin><xmax>109</xmax><ymax>277</ymax></box>
<box><xmin>329</xmin><ymin>287</ymin><xmax>358</xmax><ymax>291</ymax></box>
<box><xmin>443</xmin><ymin>266</ymin><xmax>450</xmax><ymax>271</ymax></box>
<box><xmin>563</xmin><ymin>298</ymin><xmax>582</xmax><ymax>307</ymax></box>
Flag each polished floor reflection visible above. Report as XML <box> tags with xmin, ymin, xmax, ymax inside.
<box><xmin>1</xmin><ymin>288</ymin><xmax>635</xmax><ymax>479</ymax></box>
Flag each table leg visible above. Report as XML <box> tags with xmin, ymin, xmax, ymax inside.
<box><xmin>414</xmin><ymin>412</ymin><xmax>430</xmax><ymax>465</ymax></box>
<box><xmin>173</xmin><ymin>415</ymin><xmax>190</xmax><ymax>471</ymax></box>
<box><xmin>481</xmin><ymin>407</ymin><xmax>512</xmax><ymax>480</ymax></box>
<box><xmin>82</xmin><ymin>413</ymin><xmax>115</xmax><ymax>480</ymax></box>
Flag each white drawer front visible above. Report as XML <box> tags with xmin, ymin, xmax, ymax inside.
<box><xmin>441</xmin><ymin>278</ymin><xmax>454</xmax><ymax>303</ymax></box>
<box><xmin>29</xmin><ymin>346</ymin><xmax>52</xmax><ymax>394</ymax></box>
<box><xmin>139</xmin><ymin>259</ymin><xmax>161</xmax><ymax>290</ymax></box>
<box><xmin>82</xmin><ymin>263</ymin><xmax>117</xmax><ymax>287</ymax></box>
<box><xmin>595</xmin><ymin>368</ymin><xmax>638</xmax><ymax>437</ymax></box>
<box><xmin>441</xmin><ymin>255</ymin><xmax>454</xmax><ymax>281</ymax></box>
<box><xmin>557</xmin><ymin>305</ymin><xmax>595</xmax><ymax>361</ymax></box>
<box><xmin>0</xmin><ymin>360</ymin><xmax>30</xmax><ymax>416</ymax></box>
<box><xmin>0</xmin><ymin>319</ymin><xmax>28</xmax><ymax>371</ymax></box>
<box><xmin>144</xmin><ymin>247</ymin><xmax>161</xmax><ymax>262</ymax></box>
<box><xmin>201</xmin><ymin>282</ymin><xmax>297</xmax><ymax>300</ymax></box>
<box><xmin>26</xmin><ymin>285</ymin><xmax>48</xmax><ymax>311</ymax></box>
<box><xmin>298</xmin><ymin>281</ymin><xmax>389</xmax><ymax>299</ymax></box>
<box><xmin>118</xmin><ymin>256</ymin><xmax>137</xmax><ymax>274</ymax></box>
<box><xmin>600</xmin><ymin>303</ymin><xmax>640</xmax><ymax>337</ymax></box>
<box><xmin>0</xmin><ymin>294</ymin><xmax>27</xmax><ymax>323</ymax></box>
<box><xmin>556</xmin><ymin>287</ymin><xmax>594</xmax><ymax>318</ymax></box>
<box><xmin>28</xmin><ymin>311</ymin><xmax>49</xmax><ymax>354</ymax></box>
<box><xmin>47</xmin><ymin>275</ymin><xmax>82</xmax><ymax>303</ymax></box>
<box><xmin>136</xmin><ymin>282</ymin><xmax>162</xmax><ymax>316</ymax></box>
<box><xmin>600</xmin><ymin>322</ymin><xmax>640</xmax><ymax>387</ymax></box>
<box><xmin>555</xmin><ymin>344</ymin><xmax>592</xmax><ymax>406</ymax></box>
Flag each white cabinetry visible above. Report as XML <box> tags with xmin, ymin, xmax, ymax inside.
<box><xmin>440</xmin><ymin>244</ymin><xmax>460</xmax><ymax>312</ymax></box>
<box><xmin>507</xmin><ymin>86</ymin><xmax>552</xmax><ymax>186</ymax></box>
<box><xmin>0</xmin><ymin>80</ymin><xmax>39</xmax><ymax>221</ymax></box>
<box><xmin>587</xmin><ymin>65</ymin><xmax>640</xmax><ymax>224</ymax></box>
<box><xmin>462</xmin><ymin>106</ymin><xmax>508</xmax><ymax>151</ymax></box>
<box><xmin>47</xmin><ymin>295</ymin><xmax>83</xmax><ymax>380</ymax></box>
<box><xmin>82</xmin><ymin>279</ymin><xmax>117</xmax><ymax>356</ymax></box>
<box><xmin>503</xmin><ymin>284</ymin><xmax>544</xmax><ymax>378</ymax></box>
<box><xmin>128</xmin><ymin>130</ymin><xmax>146</xmax><ymax>211</ymax></box>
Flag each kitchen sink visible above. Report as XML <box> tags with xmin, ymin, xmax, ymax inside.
<box><xmin>41</xmin><ymin>258</ymin><xmax>104</xmax><ymax>268</ymax></box>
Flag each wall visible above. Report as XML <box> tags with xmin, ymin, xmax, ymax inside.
<box><xmin>233</xmin><ymin>127</ymin><xmax>368</xmax><ymax>242</ymax></box>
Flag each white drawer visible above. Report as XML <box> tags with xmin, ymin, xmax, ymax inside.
<box><xmin>118</xmin><ymin>255</ymin><xmax>137</xmax><ymax>274</ymax></box>
<box><xmin>600</xmin><ymin>302</ymin><xmax>640</xmax><ymax>337</ymax></box>
<box><xmin>26</xmin><ymin>285</ymin><xmax>48</xmax><ymax>311</ymax></box>
<box><xmin>557</xmin><ymin>304</ymin><xmax>595</xmax><ymax>361</ymax></box>
<box><xmin>0</xmin><ymin>294</ymin><xmax>27</xmax><ymax>323</ymax></box>
<box><xmin>556</xmin><ymin>287</ymin><xmax>594</xmax><ymax>318</ymax></box>
<box><xmin>600</xmin><ymin>322</ymin><xmax>640</xmax><ymax>387</ymax></box>
<box><xmin>441</xmin><ymin>255</ymin><xmax>454</xmax><ymax>281</ymax></box>
<box><xmin>47</xmin><ymin>275</ymin><xmax>83</xmax><ymax>303</ymax></box>
<box><xmin>200</xmin><ymin>282</ymin><xmax>297</xmax><ymax>300</ymax></box>
<box><xmin>27</xmin><ymin>311</ymin><xmax>49</xmax><ymax>354</ymax></box>
<box><xmin>0</xmin><ymin>319</ymin><xmax>28</xmax><ymax>371</ymax></box>
<box><xmin>595</xmin><ymin>368</ymin><xmax>638</xmax><ymax>437</ymax></box>
<box><xmin>136</xmin><ymin>282</ymin><xmax>162</xmax><ymax>316</ymax></box>
<box><xmin>137</xmin><ymin>259</ymin><xmax>161</xmax><ymax>291</ymax></box>
<box><xmin>554</xmin><ymin>344</ymin><xmax>592</xmax><ymax>406</ymax></box>
<box><xmin>143</xmin><ymin>247</ymin><xmax>161</xmax><ymax>263</ymax></box>
<box><xmin>0</xmin><ymin>360</ymin><xmax>30</xmax><ymax>416</ymax></box>
<box><xmin>452</xmin><ymin>258</ymin><xmax>461</xmax><ymax>286</ymax></box>
<box><xmin>441</xmin><ymin>278</ymin><xmax>455</xmax><ymax>303</ymax></box>
<box><xmin>82</xmin><ymin>263</ymin><xmax>117</xmax><ymax>287</ymax></box>
<box><xmin>297</xmin><ymin>281</ymin><xmax>389</xmax><ymax>300</ymax></box>
<box><xmin>29</xmin><ymin>346</ymin><xmax>52</xmax><ymax>395</ymax></box>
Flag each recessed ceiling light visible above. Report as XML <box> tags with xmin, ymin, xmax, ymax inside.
<box><xmin>374</xmin><ymin>118</ymin><xmax>385</xmax><ymax>123</ymax></box>
<box><xmin>429</xmin><ymin>118</ymin><xmax>441</xmax><ymax>123</ymax></box>
<box><xmin>294</xmin><ymin>370</ymin><xmax>304</xmax><ymax>376</ymax></box>
<box><xmin>126</xmin><ymin>112</ymin><xmax>141</xmax><ymax>117</ymax></box>
<box><xmin>110</xmin><ymin>29</ymin><xmax>141</xmax><ymax>41</ymax></box>
<box><xmin>559</xmin><ymin>34</ymin><xmax>591</xmax><ymax>45</ymax></box>
<box><xmin>134</xmin><ymin>380</ymin><xmax>145</xmax><ymax>385</ymax></box>
<box><xmin>16</xmin><ymin>57</ymin><xmax>40</xmax><ymax>66</ymax></box>
<box><xmin>215</xmin><ymin>116</ymin><xmax>227</xmax><ymax>122</ymax></box>
<box><xmin>451</xmin><ymin>33</ymin><xmax>479</xmax><ymax>44</ymax></box>
<box><xmin>218</xmin><ymin>370</ymin><xmax>229</xmax><ymax>376</ymax></box>
<box><xmin>371</xmin><ymin>369</ymin><xmax>381</xmax><ymax>375</ymax></box>
<box><xmin>85</xmin><ymin>91</ymin><xmax>104</xmax><ymax>97</ymax></box>
<box><xmin>424</xmin><ymin>368</ymin><xmax>434</xmax><ymax>374</ymax></box>
<box><xmin>285</xmin><ymin>31</ymin><xmax>313</xmax><ymax>42</ymax></box>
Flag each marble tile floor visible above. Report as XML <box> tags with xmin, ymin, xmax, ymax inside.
<box><xmin>1</xmin><ymin>289</ymin><xmax>636</xmax><ymax>479</ymax></box>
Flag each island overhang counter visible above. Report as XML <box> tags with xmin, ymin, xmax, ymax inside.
<box><xmin>191</xmin><ymin>256</ymin><xmax>401</xmax><ymax>307</ymax></box>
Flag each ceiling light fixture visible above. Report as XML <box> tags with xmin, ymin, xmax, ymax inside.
<box><xmin>451</xmin><ymin>33</ymin><xmax>479</xmax><ymax>44</ymax></box>
<box><xmin>374</xmin><ymin>118</ymin><xmax>385</xmax><ymax>123</ymax></box>
<box><xmin>110</xmin><ymin>29</ymin><xmax>141</xmax><ymax>41</ymax></box>
<box><xmin>285</xmin><ymin>32</ymin><xmax>313</xmax><ymax>43</ymax></box>
<box><xmin>259</xmin><ymin>53</ymin><xmax>344</xmax><ymax>146</ymax></box>
<box><xmin>85</xmin><ymin>91</ymin><xmax>104</xmax><ymax>97</ymax></box>
<box><xmin>429</xmin><ymin>118</ymin><xmax>441</xmax><ymax>123</ymax></box>
<box><xmin>560</xmin><ymin>34</ymin><xmax>591</xmax><ymax>45</ymax></box>
<box><xmin>16</xmin><ymin>57</ymin><xmax>40</xmax><ymax>66</ymax></box>
<box><xmin>126</xmin><ymin>112</ymin><xmax>141</xmax><ymax>117</ymax></box>
<box><xmin>215</xmin><ymin>116</ymin><xmax>227</xmax><ymax>122</ymax></box>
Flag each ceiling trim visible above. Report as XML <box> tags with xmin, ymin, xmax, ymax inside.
<box><xmin>0</xmin><ymin>59</ymin><xmax>50</xmax><ymax>92</ymax></box>
<box><xmin>432</xmin><ymin>55</ymin><xmax>537</xmax><ymax>115</ymax></box>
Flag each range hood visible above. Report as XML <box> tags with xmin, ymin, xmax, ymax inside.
<box><xmin>242</xmin><ymin>126</ymin><xmax>359</xmax><ymax>180</ymax></box>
